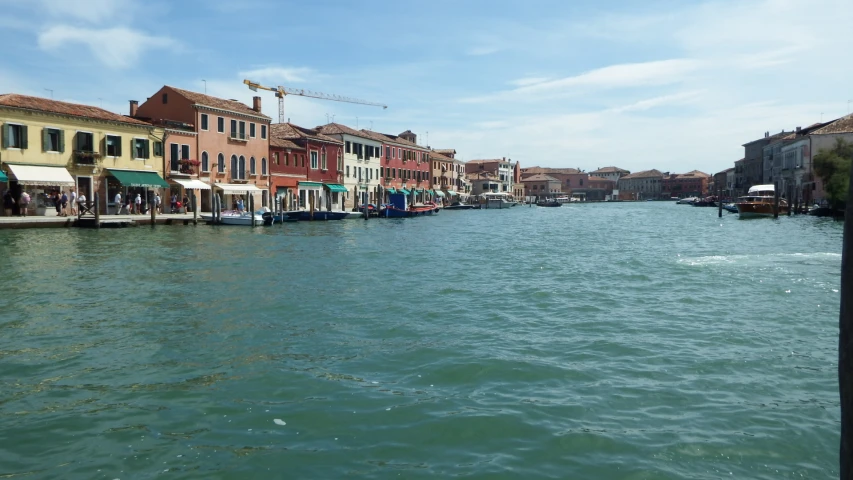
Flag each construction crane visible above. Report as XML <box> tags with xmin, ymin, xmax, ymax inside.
<box><xmin>243</xmin><ymin>79</ymin><xmax>387</xmax><ymax>124</ymax></box>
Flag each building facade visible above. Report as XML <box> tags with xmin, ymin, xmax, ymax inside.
<box><xmin>315</xmin><ymin>123</ymin><xmax>382</xmax><ymax>208</ymax></box>
<box><xmin>0</xmin><ymin>94</ymin><xmax>166</xmax><ymax>216</ymax></box>
<box><xmin>466</xmin><ymin>158</ymin><xmax>515</xmax><ymax>194</ymax></box>
<box><xmin>521</xmin><ymin>174</ymin><xmax>561</xmax><ymax>197</ymax></box>
<box><xmin>589</xmin><ymin>166</ymin><xmax>630</xmax><ymax>183</ymax></box>
<box><xmin>617</xmin><ymin>169</ymin><xmax>664</xmax><ymax>199</ymax></box>
<box><xmin>661</xmin><ymin>170</ymin><xmax>710</xmax><ymax>198</ymax></box>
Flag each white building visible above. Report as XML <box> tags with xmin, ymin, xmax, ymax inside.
<box><xmin>589</xmin><ymin>166</ymin><xmax>630</xmax><ymax>183</ymax></box>
<box><xmin>316</xmin><ymin>123</ymin><xmax>382</xmax><ymax>208</ymax></box>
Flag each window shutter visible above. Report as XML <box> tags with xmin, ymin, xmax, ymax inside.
<box><xmin>42</xmin><ymin>128</ymin><xmax>49</xmax><ymax>151</ymax></box>
<box><xmin>73</xmin><ymin>132</ymin><xmax>79</xmax><ymax>152</ymax></box>
<box><xmin>20</xmin><ymin>125</ymin><xmax>28</xmax><ymax>149</ymax></box>
<box><xmin>144</xmin><ymin>139</ymin><xmax>150</xmax><ymax>159</ymax></box>
<box><xmin>1</xmin><ymin>124</ymin><xmax>7</xmax><ymax>148</ymax></box>
<box><xmin>101</xmin><ymin>136</ymin><xmax>106</xmax><ymax>155</ymax></box>
<box><xmin>59</xmin><ymin>130</ymin><xmax>65</xmax><ymax>153</ymax></box>
<box><xmin>116</xmin><ymin>136</ymin><xmax>122</xmax><ymax>157</ymax></box>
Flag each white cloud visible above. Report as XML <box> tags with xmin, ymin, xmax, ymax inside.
<box><xmin>37</xmin><ymin>0</ymin><xmax>136</xmax><ymax>24</ymax></box>
<box><xmin>609</xmin><ymin>91</ymin><xmax>704</xmax><ymax>113</ymax></box>
<box><xmin>38</xmin><ymin>25</ymin><xmax>173</xmax><ymax>69</ymax></box>
<box><xmin>239</xmin><ymin>67</ymin><xmax>316</xmax><ymax>84</ymax></box>
<box><xmin>508</xmin><ymin>77</ymin><xmax>551</xmax><ymax>87</ymax></box>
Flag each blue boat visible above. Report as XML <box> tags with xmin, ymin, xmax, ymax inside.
<box><xmin>285</xmin><ymin>210</ymin><xmax>349</xmax><ymax>221</ymax></box>
<box><xmin>381</xmin><ymin>193</ymin><xmax>438</xmax><ymax>218</ymax></box>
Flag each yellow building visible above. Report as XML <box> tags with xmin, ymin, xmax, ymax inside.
<box><xmin>0</xmin><ymin>94</ymin><xmax>168</xmax><ymax>216</ymax></box>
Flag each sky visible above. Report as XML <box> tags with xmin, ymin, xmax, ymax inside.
<box><xmin>1</xmin><ymin>0</ymin><xmax>851</xmax><ymax>175</ymax></box>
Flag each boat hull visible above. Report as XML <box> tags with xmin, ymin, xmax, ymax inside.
<box><xmin>735</xmin><ymin>202</ymin><xmax>788</xmax><ymax>217</ymax></box>
<box><xmin>202</xmin><ymin>213</ymin><xmax>264</xmax><ymax>226</ymax></box>
<box><xmin>382</xmin><ymin>206</ymin><xmax>438</xmax><ymax>217</ymax></box>
<box><xmin>285</xmin><ymin>210</ymin><xmax>349</xmax><ymax>221</ymax></box>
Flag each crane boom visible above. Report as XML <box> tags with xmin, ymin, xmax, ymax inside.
<box><xmin>243</xmin><ymin>79</ymin><xmax>387</xmax><ymax>124</ymax></box>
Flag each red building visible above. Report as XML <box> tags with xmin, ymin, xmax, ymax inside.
<box><xmin>661</xmin><ymin>170</ymin><xmax>710</xmax><ymax>198</ymax></box>
<box><xmin>362</xmin><ymin>129</ymin><xmax>431</xmax><ymax>201</ymax></box>
<box><xmin>269</xmin><ymin>123</ymin><xmax>344</xmax><ymax>210</ymax></box>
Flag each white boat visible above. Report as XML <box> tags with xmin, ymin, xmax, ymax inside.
<box><xmin>735</xmin><ymin>184</ymin><xmax>788</xmax><ymax>218</ymax></box>
<box><xmin>481</xmin><ymin>192</ymin><xmax>518</xmax><ymax>209</ymax></box>
<box><xmin>677</xmin><ymin>197</ymin><xmax>698</xmax><ymax>204</ymax></box>
<box><xmin>202</xmin><ymin>209</ymin><xmax>265</xmax><ymax>226</ymax></box>
<box><xmin>555</xmin><ymin>196</ymin><xmax>571</xmax><ymax>204</ymax></box>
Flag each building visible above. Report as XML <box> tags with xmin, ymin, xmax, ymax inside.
<box><xmin>521</xmin><ymin>174</ymin><xmax>561</xmax><ymax>197</ymax></box>
<box><xmin>585</xmin><ymin>176</ymin><xmax>617</xmax><ymax>201</ymax></box>
<box><xmin>135</xmin><ymin>86</ymin><xmax>272</xmax><ymax>211</ymax></box>
<box><xmin>430</xmin><ymin>149</ymin><xmax>468</xmax><ymax>201</ymax></box>
<box><xmin>661</xmin><ymin>170</ymin><xmax>710</xmax><ymax>198</ymax></box>
<box><xmin>711</xmin><ymin>167</ymin><xmax>735</xmax><ymax>196</ymax></box>
<box><xmin>315</xmin><ymin>123</ymin><xmax>382</xmax><ymax>208</ymax></box>
<box><xmin>466</xmin><ymin>171</ymin><xmax>502</xmax><ymax>196</ymax></box>
<box><xmin>512</xmin><ymin>162</ymin><xmax>524</xmax><ymax>200</ymax></box>
<box><xmin>0</xmin><ymin>94</ymin><xmax>167</xmax><ymax>216</ymax></box>
<box><xmin>796</xmin><ymin>114</ymin><xmax>853</xmax><ymax>205</ymax></box>
<box><xmin>740</xmin><ymin>130</ymin><xmax>791</xmax><ymax>194</ymax></box>
<box><xmin>466</xmin><ymin>158</ymin><xmax>515</xmax><ymax>194</ymax></box>
<box><xmin>734</xmin><ymin>158</ymin><xmax>746</xmax><ymax>192</ymax></box>
<box><xmin>520</xmin><ymin>167</ymin><xmax>589</xmax><ymax>196</ymax></box>
<box><xmin>362</xmin><ymin>129</ymin><xmax>431</xmax><ymax>203</ymax></box>
<box><xmin>269</xmin><ymin>122</ymin><xmax>344</xmax><ymax>212</ymax></box>
<box><xmin>589</xmin><ymin>166</ymin><xmax>630</xmax><ymax>183</ymax></box>
<box><xmin>617</xmin><ymin>169</ymin><xmax>664</xmax><ymax>199</ymax></box>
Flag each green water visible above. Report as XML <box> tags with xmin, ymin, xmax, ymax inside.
<box><xmin>0</xmin><ymin>203</ymin><xmax>843</xmax><ymax>479</ymax></box>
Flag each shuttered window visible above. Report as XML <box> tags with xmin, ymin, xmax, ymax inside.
<box><xmin>43</xmin><ymin>128</ymin><xmax>63</xmax><ymax>152</ymax></box>
<box><xmin>105</xmin><ymin>134</ymin><xmax>122</xmax><ymax>157</ymax></box>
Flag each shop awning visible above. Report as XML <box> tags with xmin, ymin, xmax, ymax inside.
<box><xmin>323</xmin><ymin>183</ymin><xmax>348</xmax><ymax>193</ymax></box>
<box><xmin>414</xmin><ymin>188</ymin><xmax>423</xmax><ymax>193</ymax></box>
<box><xmin>448</xmin><ymin>191</ymin><xmax>459</xmax><ymax>196</ymax></box>
<box><xmin>434</xmin><ymin>190</ymin><xmax>445</xmax><ymax>197</ymax></box>
<box><xmin>171</xmin><ymin>178</ymin><xmax>211</xmax><ymax>190</ymax></box>
<box><xmin>298</xmin><ymin>181</ymin><xmax>323</xmax><ymax>188</ymax></box>
<box><xmin>385</xmin><ymin>188</ymin><xmax>397</xmax><ymax>194</ymax></box>
<box><xmin>0</xmin><ymin>170</ymin><xmax>7</xmax><ymax>183</ymax></box>
<box><xmin>215</xmin><ymin>183</ymin><xmax>263</xmax><ymax>194</ymax></box>
<box><xmin>426</xmin><ymin>189</ymin><xmax>434</xmax><ymax>195</ymax></box>
<box><xmin>7</xmin><ymin>164</ymin><xmax>74</xmax><ymax>186</ymax></box>
<box><xmin>399</xmin><ymin>188</ymin><xmax>410</xmax><ymax>195</ymax></box>
<box><xmin>108</xmin><ymin>169</ymin><xmax>169</xmax><ymax>188</ymax></box>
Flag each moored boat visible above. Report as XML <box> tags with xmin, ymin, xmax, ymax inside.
<box><xmin>285</xmin><ymin>210</ymin><xmax>350</xmax><ymax>221</ymax></box>
<box><xmin>443</xmin><ymin>202</ymin><xmax>475</xmax><ymax>210</ymax></box>
<box><xmin>677</xmin><ymin>197</ymin><xmax>698</xmax><ymax>204</ymax></box>
<box><xmin>735</xmin><ymin>184</ymin><xmax>788</xmax><ymax>218</ymax></box>
<box><xmin>381</xmin><ymin>193</ymin><xmax>438</xmax><ymax>217</ymax></box>
<box><xmin>202</xmin><ymin>209</ymin><xmax>265</xmax><ymax>226</ymax></box>
<box><xmin>722</xmin><ymin>203</ymin><xmax>738</xmax><ymax>213</ymax></box>
<box><xmin>536</xmin><ymin>200</ymin><xmax>561</xmax><ymax>207</ymax></box>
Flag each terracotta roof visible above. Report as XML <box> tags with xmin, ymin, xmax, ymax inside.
<box><xmin>675</xmin><ymin>170</ymin><xmax>710</xmax><ymax>178</ymax></box>
<box><xmin>811</xmin><ymin>114</ymin><xmax>853</xmax><ymax>135</ymax></box>
<box><xmin>435</xmin><ymin>148</ymin><xmax>456</xmax><ymax>155</ymax></box>
<box><xmin>271</xmin><ymin>122</ymin><xmax>341</xmax><ymax>144</ymax></box>
<box><xmin>167</xmin><ymin>86</ymin><xmax>270</xmax><ymax>120</ymax></box>
<box><xmin>315</xmin><ymin>122</ymin><xmax>375</xmax><ymax>141</ymax></box>
<box><xmin>621</xmin><ymin>169</ymin><xmax>664</xmax><ymax>179</ymax></box>
<box><xmin>270</xmin><ymin>137</ymin><xmax>304</xmax><ymax>150</ymax></box>
<box><xmin>0</xmin><ymin>93</ymin><xmax>152</xmax><ymax>126</ymax></box>
<box><xmin>468</xmin><ymin>159</ymin><xmax>503</xmax><ymax>165</ymax></box>
<box><xmin>590</xmin><ymin>166</ymin><xmax>630</xmax><ymax>174</ymax></box>
<box><xmin>361</xmin><ymin>129</ymin><xmax>428</xmax><ymax>150</ymax></box>
<box><xmin>429</xmin><ymin>150</ymin><xmax>455</xmax><ymax>162</ymax></box>
<box><xmin>521</xmin><ymin>174</ymin><xmax>560</xmax><ymax>182</ymax></box>
<box><xmin>522</xmin><ymin>166</ymin><xmax>582</xmax><ymax>174</ymax></box>
<box><xmin>743</xmin><ymin>130</ymin><xmax>792</xmax><ymax>146</ymax></box>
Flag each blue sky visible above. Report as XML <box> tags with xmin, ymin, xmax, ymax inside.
<box><xmin>1</xmin><ymin>0</ymin><xmax>851</xmax><ymax>174</ymax></box>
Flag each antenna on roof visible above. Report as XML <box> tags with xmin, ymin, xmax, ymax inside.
<box><xmin>44</xmin><ymin>88</ymin><xmax>53</xmax><ymax>99</ymax></box>
<box><xmin>202</xmin><ymin>79</ymin><xmax>207</xmax><ymax>94</ymax></box>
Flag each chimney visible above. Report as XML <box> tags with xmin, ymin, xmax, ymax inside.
<box><xmin>129</xmin><ymin>100</ymin><xmax>138</xmax><ymax>117</ymax></box>
<box><xmin>252</xmin><ymin>96</ymin><xmax>262</xmax><ymax>112</ymax></box>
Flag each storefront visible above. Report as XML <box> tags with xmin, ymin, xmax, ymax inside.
<box><xmin>214</xmin><ymin>183</ymin><xmax>263</xmax><ymax>212</ymax></box>
<box><xmin>105</xmin><ymin>168</ymin><xmax>169</xmax><ymax>214</ymax></box>
<box><xmin>170</xmin><ymin>179</ymin><xmax>211</xmax><ymax>213</ymax></box>
<box><xmin>3</xmin><ymin>164</ymin><xmax>76</xmax><ymax>216</ymax></box>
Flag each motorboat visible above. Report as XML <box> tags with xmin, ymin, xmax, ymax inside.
<box><xmin>284</xmin><ymin>209</ymin><xmax>349</xmax><ymax>221</ymax></box>
<box><xmin>735</xmin><ymin>184</ymin><xmax>788</xmax><ymax>218</ymax></box>
<box><xmin>722</xmin><ymin>203</ymin><xmax>739</xmax><ymax>213</ymax></box>
<box><xmin>202</xmin><ymin>208</ymin><xmax>265</xmax><ymax>226</ymax></box>
<box><xmin>481</xmin><ymin>192</ymin><xmax>518</xmax><ymax>209</ymax></box>
<box><xmin>443</xmin><ymin>202</ymin><xmax>475</xmax><ymax>210</ymax></box>
<box><xmin>536</xmin><ymin>200</ymin><xmax>561</xmax><ymax>207</ymax></box>
<box><xmin>677</xmin><ymin>197</ymin><xmax>698</xmax><ymax>204</ymax></box>
<box><xmin>381</xmin><ymin>193</ymin><xmax>438</xmax><ymax>217</ymax></box>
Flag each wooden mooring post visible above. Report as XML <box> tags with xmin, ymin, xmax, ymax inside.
<box><xmin>192</xmin><ymin>192</ymin><xmax>198</xmax><ymax>225</ymax></box>
<box><xmin>149</xmin><ymin>191</ymin><xmax>155</xmax><ymax>227</ymax></box>
<box><xmin>248</xmin><ymin>194</ymin><xmax>255</xmax><ymax>227</ymax></box>
<box><xmin>718</xmin><ymin>187</ymin><xmax>723</xmax><ymax>218</ymax></box>
<box><xmin>774</xmin><ymin>184</ymin><xmax>780</xmax><ymax>219</ymax></box>
<box><xmin>839</xmin><ymin>162</ymin><xmax>853</xmax><ymax>478</ymax></box>
<box><xmin>93</xmin><ymin>193</ymin><xmax>100</xmax><ymax>229</ymax></box>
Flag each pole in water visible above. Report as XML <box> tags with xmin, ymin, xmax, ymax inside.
<box><xmin>839</xmin><ymin>159</ymin><xmax>853</xmax><ymax>478</ymax></box>
<box><xmin>94</xmin><ymin>192</ymin><xmax>100</xmax><ymax>229</ymax></box>
<box><xmin>248</xmin><ymin>194</ymin><xmax>255</xmax><ymax>227</ymax></box>
<box><xmin>774</xmin><ymin>184</ymin><xmax>780</xmax><ymax>219</ymax></box>
<box><xmin>192</xmin><ymin>192</ymin><xmax>198</xmax><ymax>225</ymax></box>
<box><xmin>718</xmin><ymin>187</ymin><xmax>723</xmax><ymax>218</ymax></box>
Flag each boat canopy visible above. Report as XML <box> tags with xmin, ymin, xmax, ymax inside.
<box><xmin>748</xmin><ymin>184</ymin><xmax>775</xmax><ymax>194</ymax></box>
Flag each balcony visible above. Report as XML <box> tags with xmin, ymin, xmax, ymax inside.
<box><xmin>73</xmin><ymin>150</ymin><xmax>101</xmax><ymax>165</ymax></box>
<box><xmin>229</xmin><ymin>131</ymin><xmax>248</xmax><ymax>142</ymax></box>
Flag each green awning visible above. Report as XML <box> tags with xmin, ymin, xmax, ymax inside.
<box><xmin>434</xmin><ymin>190</ymin><xmax>445</xmax><ymax>197</ymax></box>
<box><xmin>299</xmin><ymin>181</ymin><xmax>323</xmax><ymax>188</ymax></box>
<box><xmin>398</xmin><ymin>188</ymin><xmax>410</xmax><ymax>195</ymax></box>
<box><xmin>0</xmin><ymin>170</ymin><xmax>7</xmax><ymax>183</ymax></box>
<box><xmin>323</xmin><ymin>183</ymin><xmax>348</xmax><ymax>192</ymax></box>
<box><xmin>426</xmin><ymin>189</ymin><xmax>434</xmax><ymax>195</ymax></box>
<box><xmin>385</xmin><ymin>188</ymin><xmax>397</xmax><ymax>194</ymax></box>
<box><xmin>414</xmin><ymin>188</ymin><xmax>423</xmax><ymax>193</ymax></box>
<box><xmin>108</xmin><ymin>169</ymin><xmax>168</xmax><ymax>188</ymax></box>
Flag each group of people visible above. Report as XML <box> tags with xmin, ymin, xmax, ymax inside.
<box><xmin>3</xmin><ymin>190</ymin><xmax>32</xmax><ymax>217</ymax></box>
<box><xmin>111</xmin><ymin>192</ymin><xmax>192</xmax><ymax>215</ymax></box>
<box><xmin>2</xmin><ymin>189</ymin><xmax>87</xmax><ymax>217</ymax></box>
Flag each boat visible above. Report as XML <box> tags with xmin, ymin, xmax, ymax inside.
<box><xmin>555</xmin><ymin>196</ymin><xmax>571</xmax><ymax>204</ymax></box>
<box><xmin>692</xmin><ymin>196</ymin><xmax>718</xmax><ymax>207</ymax></box>
<box><xmin>443</xmin><ymin>201</ymin><xmax>475</xmax><ymax>210</ymax></box>
<box><xmin>735</xmin><ymin>184</ymin><xmax>788</xmax><ymax>218</ymax></box>
<box><xmin>536</xmin><ymin>200</ymin><xmax>561</xmax><ymax>207</ymax></box>
<box><xmin>722</xmin><ymin>203</ymin><xmax>739</xmax><ymax>213</ymax></box>
<box><xmin>381</xmin><ymin>193</ymin><xmax>438</xmax><ymax>217</ymax></box>
<box><xmin>481</xmin><ymin>192</ymin><xmax>518</xmax><ymax>209</ymax></box>
<box><xmin>284</xmin><ymin>209</ymin><xmax>350</xmax><ymax>221</ymax></box>
<box><xmin>677</xmin><ymin>197</ymin><xmax>698</xmax><ymax>204</ymax></box>
<box><xmin>202</xmin><ymin>209</ymin><xmax>265</xmax><ymax>226</ymax></box>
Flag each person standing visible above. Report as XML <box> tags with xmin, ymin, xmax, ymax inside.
<box><xmin>18</xmin><ymin>191</ymin><xmax>30</xmax><ymax>217</ymax></box>
<box><xmin>134</xmin><ymin>193</ymin><xmax>142</xmax><ymax>214</ymax></box>
<box><xmin>69</xmin><ymin>188</ymin><xmax>78</xmax><ymax>216</ymax></box>
<box><xmin>114</xmin><ymin>191</ymin><xmax>122</xmax><ymax>214</ymax></box>
<box><xmin>237</xmin><ymin>197</ymin><xmax>244</xmax><ymax>213</ymax></box>
<box><xmin>3</xmin><ymin>190</ymin><xmax>14</xmax><ymax>217</ymax></box>
<box><xmin>77</xmin><ymin>192</ymin><xmax>86</xmax><ymax>216</ymax></box>
<box><xmin>170</xmin><ymin>193</ymin><xmax>178</xmax><ymax>213</ymax></box>
<box><xmin>183</xmin><ymin>194</ymin><xmax>190</xmax><ymax>215</ymax></box>
<box><xmin>60</xmin><ymin>191</ymin><xmax>68</xmax><ymax>217</ymax></box>
<box><xmin>155</xmin><ymin>193</ymin><xmax>161</xmax><ymax>214</ymax></box>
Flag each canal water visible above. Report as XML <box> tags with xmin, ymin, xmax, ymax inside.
<box><xmin>0</xmin><ymin>203</ymin><xmax>843</xmax><ymax>479</ymax></box>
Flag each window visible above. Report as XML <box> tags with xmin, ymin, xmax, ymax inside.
<box><xmin>201</xmin><ymin>151</ymin><xmax>209</xmax><ymax>172</ymax></box>
<box><xmin>346</xmin><ymin>165</ymin><xmax>350</xmax><ymax>177</ymax></box>
<box><xmin>181</xmin><ymin>144</ymin><xmax>190</xmax><ymax>160</ymax></box>
<box><xmin>218</xmin><ymin>117</ymin><xmax>224</xmax><ymax>133</ymax></box>
<box><xmin>105</xmin><ymin>135</ymin><xmax>122</xmax><ymax>157</ymax></box>
<box><xmin>273</xmin><ymin>152</ymin><xmax>278</xmax><ymax>165</ymax></box>
<box><xmin>250</xmin><ymin>156</ymin><xmax>256</xmax><ymax>175</ymax></box>
<box><xmin>231</xmin><ymin>155</ymin><xmax>238</xmax><ymax>176</ymax></box>
<box><xmin>321</xmin><ymin>149</ymin><xmax>327</xmax><ymax>170</ymax></box>
<box><xmin>261</xmin><ymin>157</ymin><xmax>267</xmax><ymax>175</ymax></box>
<box><xmin>367</xmin><ymin>145</ymin><xmax>373</xmax><ymax>158</ymax></box>
<box><xmin>218</xmin><ymin>153</ymin><xmax>225</xmax><ymax>173</ymax></box>
<box><xmin>580</xmin><ymin>179</ymin><xmax>583</xmax><ymax>186</ymax></box>
<box><xmin>230</xmin><ymin>119</ymin><xmax>237</xmax><ymax>137</ymax></box>
<box><xmin>238</xmin><ymin>156</ymin><xmax>246</xmax><ymax>179</ymax></box>
<box><xmin>153</xmin><ymin>141</ymin><xmax>163</xmax><ymax>156</ymax></box>
<box><xmin>392</xmin><ymin>168</ymin><xmax>396</xmax><ymax>178</ymax></box>
<box><xmin>284</xmin><ymin>153</ymin><xmax>289</xmax><ymax>166</ymax></box>
<box><xmin>43</xmin><ymin>127</ymin><xmax>63</xmax><ymax>152</ymax></box>
<box><xmin>386</xmin><ymin>146</ymin><xmax>390</xmax><ymax>159</ymax></box>
<box><xmin>346</xmin><ymin>141</ymin><xmax>351</xmax><ymax>153</ymax></box>
<box><xmin>337</xmin><ymin>151</ymin><xmax>343</xmax><ymax>171</ymax></box>
<box><xmin>133</xmin><ymin>138</ymin><xmax>149</xmax><ymax>159</ymax></box>
<box><xmin>162</xmin><ymin>93</ymin><xmax>168</xmax><ymax>104</ymax></box>
<box><xmin>250</xmin><ymin>123</ymin><xmax>256</xmax><ymax>138</ymax></box>
<box><xmin>301</xmin><ymin>154</ymin><xmax>305</xmax><ymax>168</ymax></box>
<box><xmin>239</xmin><ymin>121</ymin><xmax>246</xmax><ymax>139</ymax></box>
<box><xmin>261</xmin><ymin>125</ymin><xmax>267</xmax><ymax>139</ymax></box>
<box><xmin>201</xmin><ymin>114</ymin><xmax>209</xmax><ymax>130</ymax></box>
<box><xmin>310</xmin><ymin>151</ymin><xmax>318</xmax><ymax>169</ymax></box>
<box><xmin>170</xmin><ymin>143</ymin><xmax>179</xmax><ymax>171</ymax></box>
<box><xmin>358</xmin><ymin>167</ymin><xmax>362</xmax><ymax>181</ymax></box>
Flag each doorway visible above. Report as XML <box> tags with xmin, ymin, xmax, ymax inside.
<box><xmin>77</xmin><ymin>176</ymin><xmax>93</xmax><ymax>203</ymax></box>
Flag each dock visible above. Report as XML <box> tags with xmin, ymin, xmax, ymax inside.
<box><xmin>0</xmin><ymin>213</ymin><xmax>209</xmax><ymax>230</ymax></box>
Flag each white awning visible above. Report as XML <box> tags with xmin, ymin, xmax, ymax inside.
<box><xmin>7</xmin><ymin>164</ymin><xmax>75</xmax><ymax>186</ymax></box>
<box><xmin>215</xmin><ymin>183</ymin><xmax>263</xmax><ymax>194</ymax></box>
<box><xmin>172</xmin><ymin>179</ymin><xmax>211</xmax><ymax>190</ymax></box>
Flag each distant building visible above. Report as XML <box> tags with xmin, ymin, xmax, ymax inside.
<box><xmin>315</xmin><ymin>123</ymin><xmax>382</xmax><ymax>208</ymax></box>
<box><xmin>740</xmin><ymin>130</ymin><xmax>791</xmax><ymax>194</ymax></box>
<box><xmin>521</xmin><ymin>167</ymin><xmax>587</xmax><ymax>194</ymax></box>
<box><xmin>521</xmin><ymin>174</ymin><xmax>561</xmax><ymax>197</ymax></box>
<box><xmin>617</xmin><ymin>169</ymin><xmax>664</xmax><ymax>200</ymax></box>
<box><xmin>589</xmin><ymin>166</ymin><xmax>630</xmax><ymax>183</ymax></box>
<box><xmin>661</xmin><ymin>170</ymin><xmax>710</xmax><ymax>198</ymax></box>
<box><xmin>466</xmin><ymin>158</ymin><xmax>515</xmax><ymax>194</ymax></box>
<box><xmin>466</xmin><ymin>171</ymin><xmax>502</xmax><ymax>196</ymax></box>
<box><xmin>796</xmin><ymin>114</ymin><xmax>853</xmax><ymax>205</ymax></box>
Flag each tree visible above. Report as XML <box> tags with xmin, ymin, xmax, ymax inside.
<box><xmin>814</xmin><ymin>138</ymin><xmax>853</xmax><ymax>210</ymax></box>
<box><xmin>841</xmin><ymin>152</ymin><xmax>853</xmax><ymax>478</ymax></box>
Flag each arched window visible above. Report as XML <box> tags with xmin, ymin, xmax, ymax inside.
<box><xmin>261</xmin><ymin>157</ymin><xmax>267</xmax><ymax>175</ymax></box>
<box><xmin>231</xmin><ymin>154</ymin><xmax>238</xmax><ymax>178</ymax></box>
<box><xmin>201</xmin><ymin>151</ymin><xmax>209</xmax><ymax>172</ymax></box>
<box><xmin>239</xmin><ymin>156</ymin><xmax>246</xmax><ymax>179</ymax></box>
<box><xmin>218</xmin><ymin>153</ymin><xmax>225</xmax><ymax>173</ymax></box>
<box><xmin>337</xmin><ymin>151</ymin><xmax>343</xmax><ymax>171</ymax></box>
<box><xmin>250</xmin><ymin>157</ymin><xmax>256</xmax><ymax>175</ymax></box>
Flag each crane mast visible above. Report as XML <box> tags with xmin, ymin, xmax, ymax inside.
<box><xmin>243</xmin><ymin>79</ymin><xmax>387</xmax><ymax>124</ymax></box>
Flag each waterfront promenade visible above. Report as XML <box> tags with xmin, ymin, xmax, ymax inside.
<box><xmin>0</xmin><ymin>212</ymin><xmax>208</xmax><ymax>229</ymax></box>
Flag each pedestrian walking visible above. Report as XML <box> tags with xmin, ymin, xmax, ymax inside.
<box><xmin>69</xmin><ymin>188</ymin><xmax>77</xmax><ymax>216</ymax></box>
<box><xmin>155</xmin><ymin>193</ymin><xmax>161</xmax><ymax>214</ymax></box>
<box><xmin>53</xmin><ymin>191</ymin><xmax>62</xmax><ymax>216</ymax></box>
<box><xmin>134</xmin><ymin>193</ymin><xmax>142</xmax><ymax>214</ymax></box>
<box><xmin>60</xmin><ymin>191</ymin><xmax>68</xmax><ymax>217</ymax></box>
<box><xmin>170</xmin><ymin>193</ymin><xmax>178</xmax><ymax>213</ymax></box>
<box><xmin>2</xmin><ymin>190</ymin><xmax>14</xmax><ymax>217</ymax></box>
<box><xmin>114</xmin><ymin>192</ymin><xmax>122</xmax><ymax>214</ymax></box>
<box><xmin>18</xmin><ymin>191</ymin><xmax>30</xmax><ymax>217</ymax></box>
<box><xmin>77</xmin><ymin>192</ymin><xmax>86</xmax><ymax>215</ymax></box>
<box><xmin>183</xmin><ymin>194</ymin><xmax>190</xmax><ymax>214</ymax></box>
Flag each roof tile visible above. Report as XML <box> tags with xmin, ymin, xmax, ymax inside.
<box><xmin>168</xmin><ymin>86</ymin><xmax>271</xmax><ymax>120</ymax></box>
<box><xmin>0</xmin><ymin>93</ymin><xmax>152</xmax><ymax>126</ymax></box>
